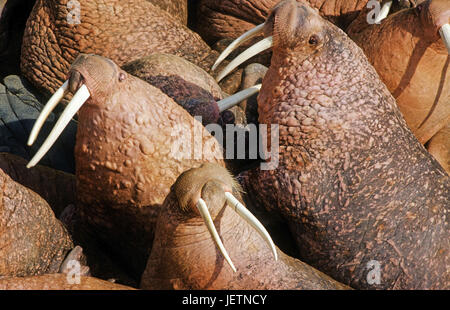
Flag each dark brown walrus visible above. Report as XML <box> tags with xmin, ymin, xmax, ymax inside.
<box><xmin>141</xmin><ymin>163</ymin><xmax>349</xmax><ymax>290</ymax></box>
<box><xmin>20</xmin><ymin>0</ymin><xmax>219</xmax><ymax>96</ymax></box>
<box><xmin>221</xmin><ymin>0</ymin><xmax>449</xmax><ymax>289</ymax></box>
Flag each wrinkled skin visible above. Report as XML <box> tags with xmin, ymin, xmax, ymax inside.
<box><xmin>244</xmin><ymin>0</ymin><xmax>449</xmax><ymax>289</ymax></box>
<box><xmin>347</xmin><ymin>0</ymin><xmax>449</xmax><ymax>172</ymax></box>
<box><xmin>0</xmin><ymin>274</ymin><xmax>135</xmax><ymax>290</ymax></box>
<box><xmin>0</xmin><ymin>166</ymin><xmax>73</xmax><ymax>277</ymax></box>
<box><xmin>0</xmin><ymin>0</ymin><xmax>35</xmax><ymax>80</ymax></box>
<box><xmin>67</xmin><ymin>54</ymin><xmax>224</xmax><ymax>278</ymax></box>
<box><xmin>123</xmin><ymin>53</ymin><xmax>223</xmax><ymax>125</ymax></box>
<box><xmin>0</xmin><ymin>153</ymin><xmax>75</xmax><ymax>217</ymax></box>
<box><xmin>141</xmin><ymin>163</ymin><xmax>349</xmax><ymax>290</ymax></box>
<box><xmin>20</xmin><ymin>0</ymin><xmax>219</xmax><ymax>97</ymax></box>
<box><xmin>0</xmin><ymin>75</ymin><xmax>77</xmax><ymax>174</ymax></box>
<box><xmin>194</xmin><ymin>0</ymin><xmax>417</xmax><ymax>44</ymax></box>
<box><xmin>147</xmin><ymin>0</ymin><xmax>188</xmax><ymax>25</ymax></box>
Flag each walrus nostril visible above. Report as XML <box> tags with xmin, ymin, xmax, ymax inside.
<box><xmin>308</xmin><ymin>35</ymin><xmax>319</xmax><ymax>45</ymax></box>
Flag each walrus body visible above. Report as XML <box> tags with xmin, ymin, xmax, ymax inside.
<box><xmin>0</xmin><ymin>274</ymin><xmax>135</xmax><ymax>290</ymax></box>
<box><xmin>141</xmin><ymin>163</ymin><xmax>349</xmax><ymax>290</ymax></box>
<box><xmin>238</xmin><ymin>0</ymin><xmax>449</xmax><ymax>289</ymax></box>
<box><xmin>347</xmin><ymin>0</ymin><xmax>450</xmax><ymax>172</ymax></box>
<box><xmin>0</xmin><ymin>164</ymin><xmax>73</xmax><ymax>277</ymax></box>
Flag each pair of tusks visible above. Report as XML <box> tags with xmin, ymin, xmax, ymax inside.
<box><xmin>213</xmin><ymin>1</ymin><xmax>450</xmax><ymax>80</ymax></box>
<box><xmin>26</xmin><ymin>79</ymin><xmax>262</xmax><ymax>169</ymax></box>
<box><xmin>196</xmin><ymin>192</ymin><xmax>278</xmax><ymax>272</ymax></box>
<box><xmin>373</xmin><ymin>1</ymin><xmax>450</xmax><ymax>54</ymax></box>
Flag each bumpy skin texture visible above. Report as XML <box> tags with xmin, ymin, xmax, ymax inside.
<box><xmin>0</xmin><ymin>75</ymin><xmax>77</xmax><ymax>174</ymax></box>
<box><xmin>141</xmin><ymin>163</ymin><xmax>349</xmax><ymax>290</ymax></box>
<box><xmin>244</xmin><ymin>0</ymin><xmax>449</xmax><ymax>289</ymax></box>
<box><xmin>195</xmin><ymin>0</ymin><xmax>372</xmax><ymax>44</ymax></box>
<box><xmin>69</xmin><ymin>54</ymin><xmax>224</xmax><ymax>277</ymax></box>
<box><xmin>0</xmin><ymin>274</ymin><xmax>135</xmax><ymax>290</ymax></box>
<box><xmin>147</xmin><ymin>0</ymin><xmax>188</xmax><ymax>25</ymax></box>
<box><xmin>0</xmin><ymin>167</ymin><xmax>73</xmax><ymax>277</ymax></box>
<box><xmin>0</xmin><ymin>0</ymin><xmax>35</xmax><ymax>80</ymax></box>
<box><xmin>427</xmin><ymin>123</ymin><xmax>449</xmax><ymax>173</ymax></box>
<box><xmin>347</xmin><ymin>0</ymin><xmax>449</xmax><ymax>145</ymax></box>
<box><xmin>347</xmin><ymin>0</ymin><xmax>449</xmax><ymax>172</ymax></box>
<box><xmin>0</xmin><ymin>153</ymin><xmax>76</xmax><ymax>217</ymax></box>
<box><xmin>123</xmin><ymin>54</ymin><xmax>223</xmax><ymax>125</ymax></box>
<box><xmin>20</xmin><ymin>0</ymin><xmax>217</xmax><ymax>96</ymax></box>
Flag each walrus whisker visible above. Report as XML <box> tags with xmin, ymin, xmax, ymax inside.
<box><xmin>224</xmin><ymin>192</ymin><xmax>278</xmax><ymax>261</ymax></box>
<box><xmin>374</xmin><ymin>0</ymin><xmax>393</xmax><ymax>24</ymax></box>
<box><xmin>27</xmin><ymin>80</ymin><xmax>69</xmax><ymax>146</ymax></box>
<box><xmin>216</xmin><ymin>36</ymin><xmax>273</xmax><ymax>82</ymax></box>
<box><xmin>217</xmin><ymin>84</ymin><xmax>261</xmax><ymax>112</ymax></box>
<box><xmin>196</xmin><ymin>198</ymin><xmax>237</xmax><ymax>273</ymax></box>
<box><xmin>439</xmin><ymin>23</ymin><xmax>450</xmax><ymax>54</ymax></box>
<box><xmin>212</xmin><ymin>23</ymin><xmax>266</xmax><ymax>71</ymax></box>
<box><xmin>27</xmin><ymin>84</ymin><xmax>90</xmax><ymax>168</ymax></box>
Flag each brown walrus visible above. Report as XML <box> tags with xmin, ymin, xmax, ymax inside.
<box><xmin>26</xmin><ymin>53</ymin><xmax>226</xmax><ymax>278</ymax></box>
<box><xmin>220</xmin><ymin>0</ymin><xmax>449</xmax><ymax>289</ymax></box>
<box><xmin>141</xmin><ymin>163</ymin><xmax>349</xmax><ymax>290</ymax></box>
<box><xmin>347</xmin><ymin>0</ymin><xmax>450</xmax><ymax>172</ymax></box>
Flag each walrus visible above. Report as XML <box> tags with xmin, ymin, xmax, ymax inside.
<box><xmin>219</xmin><ymin>0</ymin><xmax>449</xmax><ymax>289</ymax></box>
<box><xmin>141</xmin><ymin>163</ymin><xmax>349</xmax><ymax>290</ymax></box>
<box><xmin>25</xmin><ymin>53</ymin><xmax>254</xmax><ymax>279</ymax></box>
<box><xmin>346</xmin><ymin>0</ymin><xmax>450</xmax><ymax>172</ymax></box>
<box><xmin>122</xmin><ymin>53</ymin><xmax>256</xmax><ymax>126</ymax></box>
<box><xmin>0</xmin><ymin>164</ymin><xmax>73</xmax><ymax>277</ymax></box>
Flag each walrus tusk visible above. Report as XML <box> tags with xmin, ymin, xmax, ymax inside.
<box><xmin>27</xmin><ymin>80</ymin><xmax>69</xmax><ymax>146</ymax></box>
<box><xmin>212</xmin><ymin>23</ymin><xmax>266</xmax><ymax>71</ymax></box>
<box><xmin>224</xmin><ymin>192</ymin><xmax>278</xmax><ymax>261</ymax></box>
<box><xmin>196</xmin><ymin>198</ymin><xmax>237</xmax><ymax>273</ymax></box>
<box><xmin>374</xmin><ymin>1</ymin><xmax>392</xmax><ymax>24</ymax></box>
<box><xmin>217</xmin><ymin>84</ymin><xmax>262</xmax><ymax>112</ymax></box>
<box><xmin>216</xmin><ymin>36</ymin><xmax>273</xmax><ymax>82</ymax></box>
<box><xmin>439</xmin><ymin>23</ymin><xmax>450</xmax><ymax>55</ymax></box>
<box><xmin>27</xmin><ymin>84</ymin><xmax>90</xmax><ymax>168</ymax></box>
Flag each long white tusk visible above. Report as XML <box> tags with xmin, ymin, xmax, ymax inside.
<box><xmin>224</xmin><ymin>192</ymin><xmax>278</xmax><ymax>261</ymax></box>
<box><xmin>216</xmin><ymin>36</ymin><xmax>273</xmax><ymax>83</ymax></box>
<box><xmin>28</xmin><ymin>80</ymin><xmax>69</xmax><ymax>146</ymax></box>
<box><xmin>217</xmin><ymin>84</ymin><xmax>262</xmax><ymax>112</ymax></box>
<box><xmin>27</xmin><ymin>84</ymin><xmax>90</xmax><ymax>169</ymax></box>
<box><xmin>196</xmin><ymin>198</ymin><xmax>237</xmax><ymax>272</ymax></box>
<box><xmin>374</xmin><ymin>1</ymin><xmax>392</xmax><ymax>24</ymax></box>
<box><xmin>439</xmin><ymin>23</ymin><xmax>450</xmax><ymax>55</ymax></box>
<box><xmin>212</xmin><ymin>23</ymin><xmax>266</xmax><ymax>71</ymax></box>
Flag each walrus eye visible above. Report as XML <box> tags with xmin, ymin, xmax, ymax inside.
<box><xmin>308</xmin><ymin>35</ymin><xmax>319</xmax><ymax>46</ymax></box>
<box><xmin>119</xmin><ymin>72</ymin><xmax>126</xmax><ymax>82</ymax></box>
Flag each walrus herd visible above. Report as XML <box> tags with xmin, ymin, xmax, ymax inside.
<box><xmin>0</xmin><ymin>0</ymin><xmax>448</xmax><ymax>290</ymax></box>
